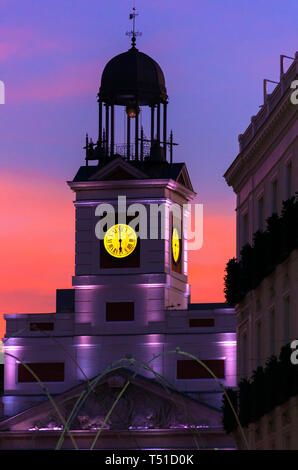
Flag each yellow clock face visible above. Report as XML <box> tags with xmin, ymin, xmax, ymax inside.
<box><xmin>104</xmin><ymin>224</ymin><xmax>137</xmax><ymax>258</ymax></box>
<box><xmin>172</xmin><ymin>227</ymin><xmax>181</xmax><ymax>264</ymax></box>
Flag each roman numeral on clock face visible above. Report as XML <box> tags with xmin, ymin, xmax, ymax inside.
<box><xmin>103</xmin><ymin>224</ymin><xmax>137</xmax><ymax>259</ymax></box>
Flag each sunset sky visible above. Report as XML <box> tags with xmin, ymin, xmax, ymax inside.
<box><xmin>0</xmin><ymin>0</ymin><xmax>297</xmax><ymax>338</ymax></box>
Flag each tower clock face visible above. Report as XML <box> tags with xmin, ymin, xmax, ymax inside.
<box><xmin>104</xmin><ymin>224</ymin><xmax>137</xmax><ymax>258</ymax></box>
<box><xmin>172</xmin><ymin>227</ymin><xmax>181</xmax><ymax>265</ymax></box>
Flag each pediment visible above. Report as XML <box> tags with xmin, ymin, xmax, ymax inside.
<box><xmin>176</xmin><ymin>165</ymin><xmax>193</xmax><ymax>191</ymax></box>
<box><xmin>89</xmin><ymin>158</ymin><xmax>148</xmax><ymax>182</ymax></box>
<box><xmin>0</xmin><ymin>369</ymin><xmax>222</xmax><ymax>432</ymax></box>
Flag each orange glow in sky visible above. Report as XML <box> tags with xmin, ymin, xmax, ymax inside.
<box><xmin>0</xmin><ymin>172</ymin><xmax>74</xmax><ymax>338</ymax></box>
<box><xmin>0</xmin><ymin>172</ymin><xmax>235</xmax><ymax>339</ymax></box>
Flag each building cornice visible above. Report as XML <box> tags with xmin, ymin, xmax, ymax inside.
<box><xmin>225</xmin><ymin>91</ymin><xmax>297</xmax><ymax>191</ymax></box>
<box><xmin>224</xmin><ymin>55</ymin><xmax>298</xmax><ymax>190</ymax></box>
<box><xmin>67</xmin><ymin>178</ymin><xmax>196</xmax><ymax>201</ymax></box>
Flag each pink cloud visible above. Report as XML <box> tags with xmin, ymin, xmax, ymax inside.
<box><xmin>8</xmin><ymin>62</ymin><xmax>101</xmax><ymax>102</ymax></box>
<box><xmin>0</xmin><ymin>171</ymin><xmax>74</xmax><ymax>327</ymax></box>
<box><xmin>0</xmin><ymin>26</ymin><xmax>68</xmax><ymax>62</ymax></box>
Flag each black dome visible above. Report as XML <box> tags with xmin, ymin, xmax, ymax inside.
<box><xmin>98</xmin><ymin>46</ymin><xmax>168</xmax><ymax>106</ymax></box>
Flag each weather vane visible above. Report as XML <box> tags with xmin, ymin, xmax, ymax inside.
<box><xmin>126</xmin><ymin>6</ymin><xmax>142</xmax><ymax>48</ymax></box>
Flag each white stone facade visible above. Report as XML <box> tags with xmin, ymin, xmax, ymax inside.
<box><xmin>224</xmin><ymin>51</ymin><xmax>298</xmax><ymax>449</ymax></box>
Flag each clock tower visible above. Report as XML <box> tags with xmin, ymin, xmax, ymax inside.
<box><xmin>68</xmin><ymin>34</ymin><xmax>195</xmax><ymax>351</ymax></box>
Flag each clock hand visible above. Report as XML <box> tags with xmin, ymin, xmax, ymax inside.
<box><xmin>118</xmin><ymin>226</ymin><xmax>122</xmax><ymax>252</ymax></box>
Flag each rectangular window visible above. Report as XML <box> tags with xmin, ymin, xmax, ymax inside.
<box><xmin>258</xmin><ymin>197</ymin><xmax>264</xmax><ymax>231</ymax></box>
<box><xmin>176</xmin><ymin>359</ymin><xmax>225</xmax><ymax>379</ymax></box>
<box><xmin>106</xmin><ymin>302</ymin><xmax>134</xmax><ymax>322</ymax></box>
<box><xmin>269</xmin><ymin>309</ymin><xmax>275</xmax><ymax>356</ymax></box>
<box><xmin>18</xmin><ymin>363</ymin><xmax>64</xmax><ymax>382</ymax></box>
<box><xmin>30</xmin><ymin>322</ymin><xmax>54</xmax><ymax>331</ymax></box>
<box><xmin>283</xmin><ymin>296</ymin><xmax>290</xmax><ymax>345</ymax></box>
<box><xmin>242</xmin><ymin>213</ymin><xmax>249</xmax><ymax>246</ymax></box>
<box><xmin>271</xmin><ymin>180</ymin><xmax>278</xmax><ymax>214</ymax></box>
<box><xmin>241</xmin><ymin>333</ymin><xmax>248</xmax><ymax>378</ymax></box>
<box><xmin>189</xmin><ymin>318</ymin><xmax>215</xmax><ymax>327</ymax></box>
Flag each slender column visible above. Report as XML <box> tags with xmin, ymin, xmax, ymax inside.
<box><xmin>156</xmin><ymin>103</ymin><xmax>161</xmax><ymax>144</ymax></box>
<box><xmin>85</xmin><ymin>133</ymin><xmax>89</xmax><ymax>166</ymax></box>
<box><xmin>98</xmin><ymin>100</ymin><xmax>102</xmax><ymax>147</ymax></box>
<box><xmin>140</xmin><ymin>127</ymin><xmax>144</xmax><ymax>161</ymax></box>
<box><xmin>150</xmin><ymin>105</ymin><xmax>155</xmax><ymax>146</ymax></box>
<box><xmin>170</xmin><ymin>130</ymin><xmax>173</xmax><ymax>164</ymax></box>
<box><xmin>102</xmin><ymin>129</ymin><xmax>106</xmax><ymax>149</ymax></box>
<box><xmin>105</xmin><ymin>104</ymin><xmax>109</xmax><ymax>156</ymax></box>
<box><xmin>127</xmin><ymin>114</ymin><xmax>131</xmax><ymax>160</ymax></box>
<box><xmin>110</xmin><ymin>104</ymin><xmax>114</xmax><ymax>156</ymax></box>
<box><xmin>135</xmin><ymin>103</ymin><xmax>139</xmax><ymax>160</ymax></box>
<box><xmin>163</xmin><ymin>102</ymin><xmax>167</xmax><ymax>160</ymax></box>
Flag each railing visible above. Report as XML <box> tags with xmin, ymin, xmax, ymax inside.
<box><xmin>115</xmin><ymin>142</ymin><xmax>151</xmax><ymax>160</ymax></box>
<box><xmin>239</xmin><ymin>54</ymin><xmax>298</xmax><ymax>152</ymax></box>
<box><xmin>85</xmin><ymin>128</ymin><xmax>178</xmax><ymax>164</ymax></box>
<box><xmin>85</xmin><ymin>141</ymin><xmax>155</xmax><ymax>162</ymax></box>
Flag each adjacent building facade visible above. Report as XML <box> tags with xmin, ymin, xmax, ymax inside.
<box><xmin>224</xmin><ymin>51</ymin><xmax>298</xmax><ymax>449</ymax></box>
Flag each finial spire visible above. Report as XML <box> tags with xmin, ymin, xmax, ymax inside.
<box><xmin>126</xmin><ymin>5</ymin><xmax>142</xmax><ymax>48</ymax></box>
